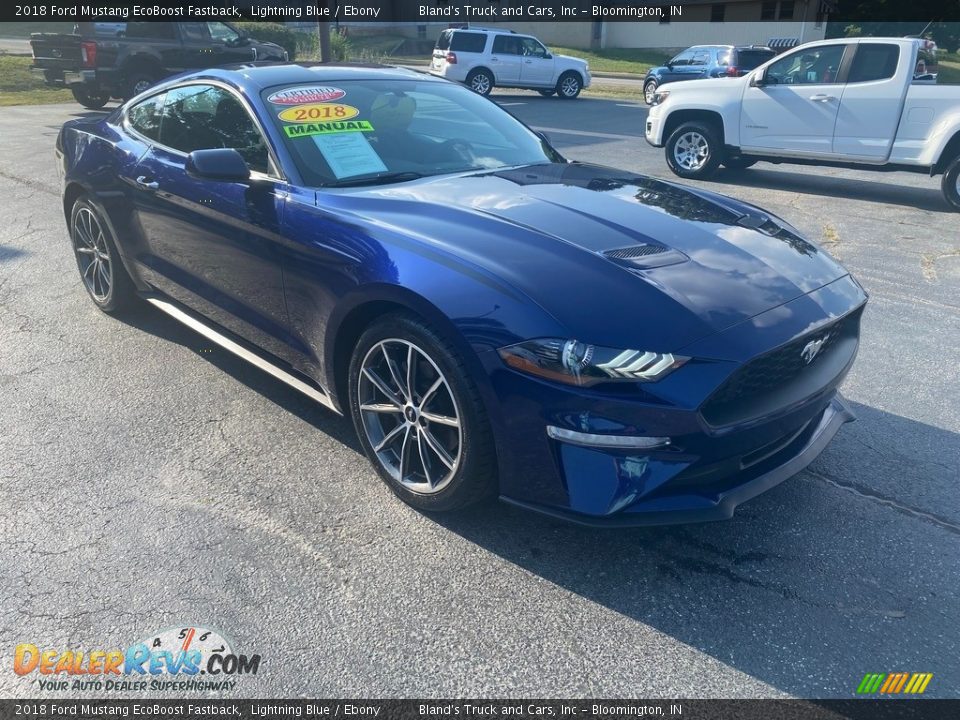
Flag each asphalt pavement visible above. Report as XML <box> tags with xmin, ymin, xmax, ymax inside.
<box><xmin>0</xmin><ymin>95</ymin><xmax>958</xmax><ymax>699</ymax></box>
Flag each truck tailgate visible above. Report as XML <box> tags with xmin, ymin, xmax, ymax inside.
<box><xmin>30</xmin><ymin>33</ymin><xmax>82</xmax><ymax>71</ymax></box>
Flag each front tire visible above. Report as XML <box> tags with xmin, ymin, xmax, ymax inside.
<box><xmin>942</xmin><ymin>155</ymin><xmax>960</xmax><ymax>212</ymax></box>
<box><xmin>556</xmin><ymin>72</ymin><xmax>582</xmax><ymax>99</ymax></box>
<box><xmin>70</xmin><ymin>198</ymin><xmax>136</xmax><ymax>314</ymax></box>
<box><xmin>70</xmin><ymin>86</ymin><xmax>110</xmax><ymax>110</ymax></box>
<box><xmin>643</xmin><ymin>79</ymin><xmax>658</xmax><ymax>105</ymax></box>
<box><xmin>466</xmin><ymin>69</ymin><xmax>494</xmax><ymax>96</ymax></box>
<box><xmin>348</xmin><ymin>314</ymin><xmax>497</xmax><ymax>512</ymax></box>
<box><xmin>664</xmin><ymin>121</ymin><xmax>722</xmax><ymax>179</ymax></box>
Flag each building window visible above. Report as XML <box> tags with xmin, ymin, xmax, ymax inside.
<box><xmin>779</xmin><ymin>0</ymin><xmax>795</xmax><ymax>19</ymax></box>
<box><xmin>711</xmin><ymin>3</ymin><xmax>726</xmax><ymax>22</ymax></box>
<box><xmin>761</xmin><ymin>1</ymin><xmax>777</xmax><ymax>20</ymax></box>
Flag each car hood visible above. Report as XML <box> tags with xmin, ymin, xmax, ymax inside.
<box><xmin>557</xmin><ymin>54</ymin><xmax>588</xmax><ymax>66</ymax></box>
<box><xmin>333</xmin><ymin>163</ymin><xmax>848</xmax><ymax>351</ymax></box>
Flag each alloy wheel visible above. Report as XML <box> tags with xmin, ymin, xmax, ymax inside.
<box><xmin>357</xmin><ymin>339</ymin><xmax>463</xmax><ymax>495</ymax></box>
<box><xmin>73</xmin><ymin>207</ymin><xmax>113</xmax><ymax>302</ymax></box>
<box><xmin>470</xmin><ymin>74</ymin><xmax>491</xmax><ymax>94</ymax></box>
<box><xmin>561</xmin><ymin>76</ymin><xmax>580</xmax><ymax>97</ymax></box>
<box><xmin>644</xmin><ymin>82</ymin><xmax>657</xmax><ymax>104</ymax></box>
<box><xmin>673</xmin><ymin>131</ymin><xmax>710</xmax><ymax>171</ymax></box>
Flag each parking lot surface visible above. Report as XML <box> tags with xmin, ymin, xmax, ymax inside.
<box><xmin>0</xmin><ymin>94</ymin><xmax>957</xmax><ymax>698</ymax></box>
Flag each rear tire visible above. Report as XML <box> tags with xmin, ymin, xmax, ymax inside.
<box><xmin>556</xmin><ymin>72</ymin><xmax>582</xmax><ymax>99</ymax></box>
<box><xmin>942</xmin><ymin>155</ymin><xmax>960</xmax><ymax>212</ymax></box>
<box><xmin>348</xmin><ymin>314</ymin><xmax>497</xmax><ymax>513</ymax></box>
<box><xmin>70</xmin><ymin>86</ymin><xmax>110</xmax><ymax>110</ymax></box>
<box><xmin>466</xmin><ymin>69</ymin><xmax>494</xmax><ymax>96</ymax></box>
<box><xmin>664</xmin><ymin>121</ymin><xmax>722</xmax><ymax>179</ymax></box>
<box><xmin>70</xmin><ymin>198</ymin><xmax>136</xmax><ymax>314</ymax></box>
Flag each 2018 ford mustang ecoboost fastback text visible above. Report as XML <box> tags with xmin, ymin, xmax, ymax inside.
<box><xmin>56</xmin><ymin>64</ymin><xmax>867</xmax><ymax>526</ymax></box>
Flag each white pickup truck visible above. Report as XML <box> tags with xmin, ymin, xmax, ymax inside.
<box><xmin>645</xmin><ymin>38</ymin><xmax>960</xmax><ymax>210</ymax></box>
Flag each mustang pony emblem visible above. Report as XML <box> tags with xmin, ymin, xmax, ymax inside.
<box><xmin>801</xmin><ymin>337</ymin><xmax>826</xmax><ymax>364</ymax></box>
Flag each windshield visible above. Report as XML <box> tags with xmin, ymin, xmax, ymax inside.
<box><xmin>262</xmin><ymin>79</ymin><xmax>557</xmax><ymax>187</ymax></box>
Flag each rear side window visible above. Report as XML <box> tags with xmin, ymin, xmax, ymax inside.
<box><xmin>126</xmin><ymin>92</ymin><xmax>165</xmax><ymax>141</ymax></box>
<box><xmin>450</xmin><ymin>32</ymin><xmax>487</xmax><ymax>53</ymax></box>
<box><xmin>848</xmin><ymin>44</ymin><xmax>900</xmax><ymax>83</ymax></box>
<box><xmin>735</xmin><ymin>49</ymin><xmax>775</xmax><ymax>71</ymax></box>
<box><xmin>125</xmin><ymin>22</ymin><xmax>174</xmax><ymax>40</ymax></box>
<box><xmin>157</xmin><ymin>84</ymin><xmax>270</xmax><ymax>173</ymax></box>
<box><xmin>492</xmin><ymin>35</ymin><xmax>520</xmax><ymax>55</ymax></box>
<box><xmin>435</xmin><ymin>29</ymin><xmax>451</xmax><ymax>50</ymax></box>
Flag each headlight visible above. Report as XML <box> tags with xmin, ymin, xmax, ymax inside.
<box><xmin>651</xmin><ymin>90</ymin><xmax>671</xmax><ymax>105</ymax></box>
<box><xmin>498</xmin><ymin>339</ymin><xmax>688</xmax><ymax>387</ymax></box>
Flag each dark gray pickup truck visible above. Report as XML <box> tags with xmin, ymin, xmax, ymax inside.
<box><xmin>31</xmin><ymin>21</ymin><xmax>287</xmax><ymax>109</ymax></box>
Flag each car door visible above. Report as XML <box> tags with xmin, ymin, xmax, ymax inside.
<box><xmin>125</xmin><ymin>82</ymin><xmax>295</xmax><ymax>362</ymax></box>
<box><xmin>517</xmin><ymin>37</ymin><xmax>556</xmax><ymax>86</ymax></box>
<box><xmin>683</xmin><ymin>49</ymin><xmax>712</xmax><ymax>80</ymax></box>
<box><xmin>832</xmin><ymin>43</ymin><xmax>906</xmax><ymax>160</ymax></box>
<box><xmin>490</xmin><ymin>35</ymin><xmax>522</xmax><ymax>84</ymax></box>
<box><xmin>739</xmin><ymin>43</ymin><xmax>849</xmax><ymax>155</ymax></box>
<box><xmin>661</xmin><ymin>50</ymin><xmax>694</xmax><ymax>83</ymax></box>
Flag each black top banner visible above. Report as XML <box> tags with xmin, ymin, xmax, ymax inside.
<box><xmin>6</xmin><ymin>1</ymin><xmax>960</xmax><ymax>24</ymax></box>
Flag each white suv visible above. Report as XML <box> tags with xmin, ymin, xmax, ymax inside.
<box><xmin>429</xmin><ymin>27</ymin><xmax>591</xmax><ymax>99</ymax></box>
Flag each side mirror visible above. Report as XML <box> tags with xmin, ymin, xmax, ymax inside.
<box><xmin>666</xmin><ymin>62</ymin><xmax>674</xmax><ymax>69</ymax></box>
<box><xmin>750</xmin><ymin>71</ymin><xmax>766</xmax><ymax>87</ymax></box>
<box><xmin>186</xmin><ymin>148</ymin><xmax>250</xmax><ymax>182</ymax></box>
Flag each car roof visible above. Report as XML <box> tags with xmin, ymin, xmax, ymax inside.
<box><xmin>168</xmin><ymin>62</ymin><xmax>439</xmax><ymax>94</ymax></box>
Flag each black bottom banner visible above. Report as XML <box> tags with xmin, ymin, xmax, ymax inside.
<box><xmin>2</xmin><ymin>700</ymin><xmax>959</xmax><ymax>720</ymax></box>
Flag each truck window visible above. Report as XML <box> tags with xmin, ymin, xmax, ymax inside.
<box><xmin>766</xmin><ymin>45</ymin><xmax>844</xmax><ymax>84</ymax></box>
<box><xmin>848</xmin><ymin>44</ymin><xmax>900</xmax><ymax>83</ymax></box>
<box><xmin>450</xmin><ymin>32</ymin><xmax>487</xmax><ymax>53</ymax></box>
<box><xmin>125</xmin><ymin>22</ymin><xmax>175</xmax><ymax>40</ymax></box>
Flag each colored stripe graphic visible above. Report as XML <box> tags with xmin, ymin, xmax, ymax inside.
<box><xmin>858</xmin><ymin>673</ymin><xmax>933</xmax><ymax>694</ymax></box>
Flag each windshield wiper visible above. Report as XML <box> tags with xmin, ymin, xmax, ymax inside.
<box><xmin>325</xmin><ymin>171</ymin><xmax>425</xmax><ymax>188</ymax></box>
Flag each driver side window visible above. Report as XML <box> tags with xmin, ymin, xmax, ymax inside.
<box><xmin>766</xmin><ymin>45</ymin><xmax>845</xmax><ymax>84</ymax></box>
<box><xmin>158</xmin><ymin>84</ymin><xmax>270</xmax><ymax>174</ymax></box>
<box><xmin>519</xmin><ymin>37</ymin><xmax>548</xmax><ymax>58</ymax></box>
<box><xmin>207</xmin><ymin>22</ymin><xmax>239</xmax><ymax>43</ymax></box>
<box><xmin>670</xmin><ymin>51</ymin><xmax>693</xmax><ymax>66</ymax></box>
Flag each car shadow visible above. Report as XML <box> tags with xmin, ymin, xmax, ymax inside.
<box><xmin>711</xmin><ymin>167</ymin><xmax>952</xmax><ymax>213</ymax></box>
<box><xmin>109</xmin><ymin>300</ymin><xmax>960</xmax><ymax>696</ymax></box>
<box><xmin>0</xmin><ymin>246</ymin><xmax>27</xmax><ymax>264</ymax></box>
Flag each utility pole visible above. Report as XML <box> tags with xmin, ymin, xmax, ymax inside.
<box><xmin>317</xmin><ymin>1</ymin><xmax>331</xmax><ymax>62</ymax></box>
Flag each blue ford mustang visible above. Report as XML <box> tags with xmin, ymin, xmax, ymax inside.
<box><xmin>56</xmin><ymin>64</ymin><xmax>867</xmax><ymax>525</ymax></box>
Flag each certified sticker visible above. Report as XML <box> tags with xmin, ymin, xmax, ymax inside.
<box><xmin>267</xmin><ymin>86</ymin><xmax>346</xmax><ymax>105</ymax></box>
<box><xmin>278</xmin><ymin>103</ymin><xmax>359</xmax><ymax>123</ymax></box>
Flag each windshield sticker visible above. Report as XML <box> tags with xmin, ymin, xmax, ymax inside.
<box><xmin>278</xmin><ymin>103</ymin><xmax>360</xmax><ymax>123</ymax></box>
<box><xmin>311</xmin><ymin>132</ymin><xmax>387</xmax><ymax>179</ymax></box>
<box><xmin>283</xmin><ymin>121</ymin><xmax>374</xmax><ymax>138</ymax></box>
<box><xmin>267</xmin><ymin>86</ymin><xmax>346</xmax><ymax>105</ymax></box>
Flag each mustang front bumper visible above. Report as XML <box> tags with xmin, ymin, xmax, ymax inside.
<box><xmin>502</xmin><ymin>394</ymin><xmax>854</xmax><ymax>526</ymax></box>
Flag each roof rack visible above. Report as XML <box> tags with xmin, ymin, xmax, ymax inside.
<box><xmin>465</xmin><ymin>26</ymin><xmax>516</xmax><ymax>33</ymax></box>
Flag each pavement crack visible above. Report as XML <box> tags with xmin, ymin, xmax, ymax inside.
<box><xmin>806</xmin><ymin>468</ymin><xmax>960</xmax><ymax>536</ymax></box>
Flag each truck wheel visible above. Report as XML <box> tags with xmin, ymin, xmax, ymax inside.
<box><xmin>125</xmin><ymin>72</ymin><xmax>155</xmax><ymax>99</ymax></box>
<box><xmin>466</xmin><ymin>69</ymin><xmax>493</xmax><ymax>96</ymax></box>
<box><xmin>556</xmin><ymin>72</ymin><xmax>582</xmax><ymax>99</ymax></box>
<box><xmin>643</xmin><ymin>79</ymin><xmax>658</xmax><ymax>105</ymax></box>
<box><xmin>665</xmin><ymin>121</ymin><xmax>722</xmax><ymax>179</ymax></box>
<box><xmin>71</xmin><ymin>87</ymin><xmax>110</xmax><ymax>110</ymax></box>
<box><xmin>943</xmin><ymin>155</ymin><xmax>960</xmax><ymax>212</ymax></box>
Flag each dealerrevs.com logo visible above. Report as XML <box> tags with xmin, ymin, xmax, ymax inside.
<box><xmin>14</xmin><ymin>626</ymin><xmax>261</xmax><ymax>692</ymax></box>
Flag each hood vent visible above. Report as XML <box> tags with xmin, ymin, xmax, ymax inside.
<box><xmin>603</xmin><ymin>244</ymin><xmax>688</xmax><ymax>269</ymax></box>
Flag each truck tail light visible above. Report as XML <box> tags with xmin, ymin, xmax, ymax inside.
<box><xmin>445</xmin><ymin>52</ymin><xmax>457</xmax><ymax>64</ymax></box>
<box><xmin>81</xmin><ymin>41</ymin><xmax>97</xmax><ymax>68</ymax></box>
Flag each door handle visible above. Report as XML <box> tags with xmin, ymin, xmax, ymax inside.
<box><xmin>136</xmin><ymin>176</ymin><xmax>159</xmax><ymax>190</ymax></box>
<box><xmin>524</xmin><ymin>59</ymin><xmax>532</xmax><ymax>64</ymax></box>
<box><xmin>809</xmin><ymin>94</ymin><xmax>836</xmax><ymax>102</ymax></box>
<box><xmin>490</xmin><ymin>56</ymin><xmax>499</xmax><ymax>61</ymax></box>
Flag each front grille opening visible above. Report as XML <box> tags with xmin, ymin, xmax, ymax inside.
<box><xmin>701</xmin><ymin>307</ymin><xmax>863</xmax><ymax>427</ymax></box>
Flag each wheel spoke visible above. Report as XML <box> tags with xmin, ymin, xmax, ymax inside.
<box><xmin>76</xmin><ymin>247</ymin><xmax>95</xmax><ymax>255</ymax></box>
<box><xmin>422</xmin><ymin>429</ymin><xmax>455</xmax><ymax>470</ymax></box>
<box><xmin>381</xmin><ymin>344</ymin><xmax>408</xmax><ymax>401</ymax></box>
<box><xmin>405</xmin><ymin>344</ymin><xmax>417</xmax><ymax>402</ymax></box>
<box><xmin>373</xmin><ymin>422</ymin><xmax>405</xmax><ymax>453</ymax></box>
<box><xmin>398</xmin><ymin>426</ymin><xmax>413</xmax><ymax>480</ymax></box>
<box><xmin>97</xmin><ymin>262</ymin><xmax>110</xmax><ymax>294</ymax></box>
<box><xmin>362</xmin><ymin>367</ymin><xmax>403</xmax><ymax>407</ymax></box>
<box><xmin>421</xmin><ymin>411</ymin><xmax>459</xmax><ymax>428</ymax></box>
<box><xmin>83</xmin><ymin>259</ymin><xmax>97</xmax><ymax>281</ymax></box>
<box><xmin>361</xmin><ymin>402</ymin><xmax>403</xmax><ymax>414</ymax></box>
<box><xmin>419</xmin><ymin>376</ymin><xmax>444</xmax><ymax>409</ymax></box>
<box><xmin>417</xmin><ymin>432</ymin><xmax>433</xmax><ymax>488</ymax></box>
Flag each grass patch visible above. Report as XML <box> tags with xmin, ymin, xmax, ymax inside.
<box><xmin>0</xmin><ymin>54</ymin><xmax>71</xmax><ymax>106</ymax></box>
<box><xmin>0</xmin><ymin>21</ymin><xmax>73</xmax><ymax>38</ymax></box>
<box><xmin>547</xmin><ymin>47</ymin><xmax>671</xmax><ymax>75</ymax></box>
